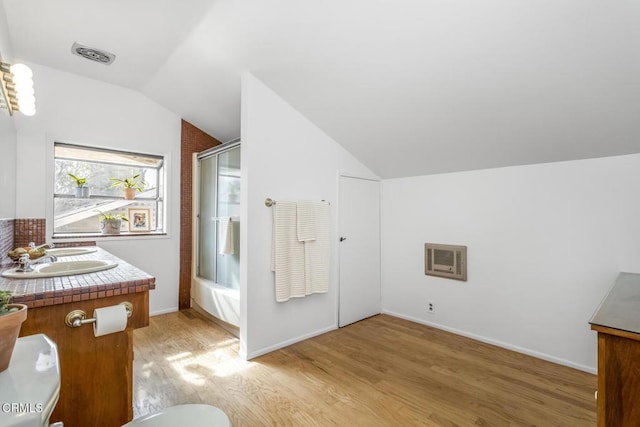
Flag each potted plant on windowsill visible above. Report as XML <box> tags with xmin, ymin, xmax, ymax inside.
<box><xmin>0</xmin><ymin>291</ymin><xmax>28</xmax><ymax>372</ymax></box>
<box><xmin>110</xmin><ymin>174</ymin><xmax>146</xmax><ymax>200</ymax></box>
<box><xmin>68</xmin><ymin>173</ymin><xmax>90</xmax><ymax>198</ymax></box>
<box><xmin>97</xmin><ymin>210</ymin><xmax>128</xmax><ymax>235</ymax></box>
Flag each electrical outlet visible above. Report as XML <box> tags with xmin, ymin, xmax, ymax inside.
<box><xmin>427</xmin><ymin>300</ymin><xmax>435</xmax><ymax>314</ymax></box>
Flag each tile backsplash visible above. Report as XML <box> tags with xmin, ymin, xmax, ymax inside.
<box><xmin>0</xmin><ymin>218</ymin><xmax>47</xmax><ymax>266</ymax></box>
<box><xmin>14</xmin><ymin>218</ymin><xmax>46</xmax><ymax>249</ymax></box>
<box><xmin>0</xmin><ymin>218</ymin><xmax>97</xmax><ymax>266</ymax></box>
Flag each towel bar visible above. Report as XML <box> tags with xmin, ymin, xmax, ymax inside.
<box><xmin>265</xmin><ymin>198</ymin><xmax>329</xmax><ymax>207</ymax></box>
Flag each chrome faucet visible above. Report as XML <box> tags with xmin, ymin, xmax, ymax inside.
<box><xmin>16</xmin><ymin>253</ymin><xmax>58</xmax><ymax>272</ymax></box>
<box><xmin>32</xmin><ymin>255</ymin><xmax>58</xmax><ymax>264</ymax></box>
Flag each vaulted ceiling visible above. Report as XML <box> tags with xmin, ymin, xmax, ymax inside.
<box><xmin>3</xmin><ymin>0</ymin><xmax>640</xmax><ymax>178</ymax></box>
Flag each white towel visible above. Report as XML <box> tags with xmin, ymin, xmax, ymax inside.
<box><xmin>218</xmin><ymin>217</ymin><xmax>234</xmax><ymax>255</ymax></box>
<box><xmin>296</xmin><ymin>201</ymin><xmax>316</xmax><ymax>242</ymax></box>
<box><xmin>303</xmin><ymin>201</ymin><xmax>330</xmax><ymax>295</ymax></box>
<box><xmin>271</xmin><ymin>202</ymin><xmax>306</xmax><ymax>302</ymax></box>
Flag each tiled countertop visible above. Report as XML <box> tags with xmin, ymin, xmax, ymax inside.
<box><xmin>0</xmin><ymin>247</ymin><xmax>156</xmax><ymax>308</ymax></box>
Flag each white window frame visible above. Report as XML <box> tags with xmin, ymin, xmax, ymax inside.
<box><xmin>48</xmin><ymin>140</ymin><xmax>168</xmax><ymax>240</ymax></box>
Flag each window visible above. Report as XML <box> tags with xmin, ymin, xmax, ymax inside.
<box><xmin>53</xmin><ymin>142</ymin><xmax>165</xmax><ymax>235</ymax></box>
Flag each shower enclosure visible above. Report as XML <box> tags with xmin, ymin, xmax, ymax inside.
<box><xmin>191</xmin><ymin>141</ymin><xmax>240</xmax><ymax>332</ymax></box>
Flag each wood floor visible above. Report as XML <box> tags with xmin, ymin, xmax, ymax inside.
<box><xmin>132</xmin><ymin>310</ymin><xmax>597</xmax><ymax>426</ymax></box>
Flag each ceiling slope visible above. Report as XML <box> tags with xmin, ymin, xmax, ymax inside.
<box><xmin>4</xmin><ymin>0</ymin><xmax>640</xmax><ymax>178</ymax></box>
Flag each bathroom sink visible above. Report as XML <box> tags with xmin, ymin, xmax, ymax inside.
<box><xmin>1</xmin><ymin>260</ymin><xmax>118</xmax><ymax>279</ymax></box>
<box><xmin>45</xmin><ymin>247</ymin><xmax>97</xmax><ymax>257</ymax></box>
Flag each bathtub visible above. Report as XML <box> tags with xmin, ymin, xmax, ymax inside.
<box><xmin>191</xmin><ymin>276</ymin><xmax>240</xmax><ymax>334</ymax></box>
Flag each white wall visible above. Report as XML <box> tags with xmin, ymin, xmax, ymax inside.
<box><xmin>13</xmin><ymin>63</ymin><xmax>181</xmax><ymax>315</ymax></box>
<box><xmin>381</xmin><ymin>154</ymin><xmax>640</xmax><ymax>372</ymax></box>
<box><xmin>0</xmin><ymin>111</ymin><xmax>16</xmax><ymax>219</ymax></box>
<box><xmin>240</xmin><ymin>73</ymin><xmax>377</xmax><ymax>359</ymax></box>
<box><xmin>0</xmin><ymin>4</ymin><xmax>17</xmax><ymax>219</ymax></box>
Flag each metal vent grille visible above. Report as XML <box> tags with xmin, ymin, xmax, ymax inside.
<box><xmin>71</xmin><ymin>42</ymin><xmax>116</xmax><ymax>65</ymax></box>
<box><xmin>424</xmin><ymin>243</ymin><xmax>467</xmax><ymax>281</ymax></box>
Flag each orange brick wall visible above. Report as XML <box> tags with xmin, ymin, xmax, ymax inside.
<box><xmin>179</xmin><ymin>120</ymin><xmax>221</xmax><ymax>309</ymax></box>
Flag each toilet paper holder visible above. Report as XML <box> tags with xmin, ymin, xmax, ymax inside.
<box><xmin>65</xmin><ymin>302</ymin><xmax>133</xmax><ymax>328</ymax></box>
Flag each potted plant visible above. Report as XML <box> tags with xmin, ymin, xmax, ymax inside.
<box><xmin>97</xmin><ymin>210</ymin><xmax>128</xmax><ymax>235</ymax></box>
<box><xmin>110</xmin><ymin>174</ymin><xmax>146</xmax><ymax>200</ymax></box>
<box><xmin>68</xmin><ymin>173</ymin><xmax>91</xmax><ymax>198</ymax></box>
<box><xmin>0</xmin><ymin>291</ymin><xmax>27</xmax><ymax>372</ymax></box>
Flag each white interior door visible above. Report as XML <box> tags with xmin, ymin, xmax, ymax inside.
<box><xmin>338</xmin><ymin>175</ymin><xmax>381</xmax><ymax>327</ymax></box>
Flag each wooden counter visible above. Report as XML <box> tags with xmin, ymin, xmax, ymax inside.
<box><xmin>0</xmin><ymin>248</ymin><xmax>155</xmax><ymax>427</ymax></box>
<box><xmin>590</xmin><ymin>272</ymin><xmax>640</xmax><ymax>427</ymax></box>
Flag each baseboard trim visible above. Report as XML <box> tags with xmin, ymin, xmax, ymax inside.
<box><xmin>150</xmin><ymin>307</ymin><xmax>178</xmax><ymax>316</ymax></box>
<box><xmin>382</xmin><ymin>309</ymin><xmax>597</xmax><ymax>375</ymax></box>
<box><xmin>245</xmin><ymin>324</ymin><xmax>337</xmax><ymax>360</ymax></box>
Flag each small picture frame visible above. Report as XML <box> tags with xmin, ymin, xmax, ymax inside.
<box><xmin>127</xmin><ymin>208</ymin><xmax>150</xmax><ymax>232</ymax></box>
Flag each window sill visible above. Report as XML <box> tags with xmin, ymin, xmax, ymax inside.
<box><xmin>53</xmin><ymin>231</ymin><xmax>168</xmax><ymax>242</ymax></box>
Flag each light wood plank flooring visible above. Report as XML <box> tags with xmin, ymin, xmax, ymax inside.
<box><xmin>133</xmin><ymin>310</ymin><xmax>596</xmax><ymax>426</ymax></box>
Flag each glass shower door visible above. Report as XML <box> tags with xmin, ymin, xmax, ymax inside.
<box><xmin>197</xmin><ymin>145</ymin><xmax>240</xmax><ymax>290</ymax></box>
<box><xmin>198</xmin><ymin>155</ymin><xmax>217</xmax><ymax>282</ymax></box>
<box><xmin>215</xmin><ymin>148</ymin><xmax>240</xmax><ymax>289</ymax></box>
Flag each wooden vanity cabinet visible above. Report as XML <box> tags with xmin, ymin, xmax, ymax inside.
<box><xmin>590</xmin><ymin>272</ymin><xmax>640</xmax><ymax>427</ymax></box>
<box><xmin>19</xmin><ymin>291</ymin><xmax>149</xmax><ymax>427</ymax></box>
<box><xmin>590</xmin><ymin>325</ymin><xmax>640</xmax><ymax>426</ymax></box>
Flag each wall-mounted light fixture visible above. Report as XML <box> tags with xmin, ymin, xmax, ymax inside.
<box><xmin>0</xmin><ymin>59</ymin><xmax>36</xmax><ymax>116</ymax></box>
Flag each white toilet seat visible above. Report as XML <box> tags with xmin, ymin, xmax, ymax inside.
<box><xmin>122</xmin><ymin>404</ymin><xmax>231</xmax><ymax>427</ymax></box>
<box><xmin>0</xmin><ymin>334</ymin><xmax>60</xmax><ymax>427</ymax></box>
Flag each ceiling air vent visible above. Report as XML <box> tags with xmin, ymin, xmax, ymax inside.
<box><xmin>71</xmin><ymin>42</ymin><xmax>116</xmax><ymax>65</ymax></box>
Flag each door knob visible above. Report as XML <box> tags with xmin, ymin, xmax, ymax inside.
<box><xmin>339</xmin><ymin>237</ymin><xmax>347</xmax><ymax>242</ymax></box>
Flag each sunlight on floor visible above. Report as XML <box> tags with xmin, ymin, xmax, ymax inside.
<box><xmin>166</xmin><ymin>352</ymin><xmax>192</xmax><ymax>362</ymax></box>
<box><xmin>167</xmin><ymin>338</ymin><xmax>254</xmax><ymax>384</ymax></box>
<box><xmin>136</xmin><ymin>337</ymin><xmax>253</xmax><ymax>389</ymax></box>
<box><xmin>139</xmin><ymin>362</ymin><xmax>154</xmax><ymax>379</ymax></box>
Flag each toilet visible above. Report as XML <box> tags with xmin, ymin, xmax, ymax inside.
<box><xmin>123</xmin><ymin>404</ymin><xmax>231</xmax><ymax>427</ymax></box>
<box><xmin>0</xmin><ymin>334</ymin><xmax>60</xmax><ymax>427</ymax></box>
<box><xmin>0</xmin><ymin>334</ymin><xmax>230</xmax><ymax>427</ymax></box>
